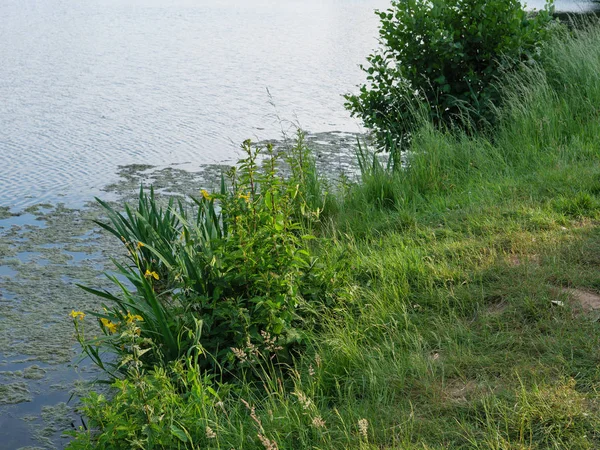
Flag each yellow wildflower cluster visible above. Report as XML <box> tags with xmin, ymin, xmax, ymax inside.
<box><xmin>201</xmin><ymin>189</ymin><xmax>212</xmax><ymax>201</ymax></box>
<box><xmin>70</xmin><ymin>310</ymin><xmax>85</xmax><ymax>320</ymax></box>
<box><xmin>144</xmin><ymin>269</ymin><xmax>159</xmax><ymax>280</ymax></box>
<box><xmin>238</xmin><ymin>192</ymin><xmax>251</xmax><ymax>202</ymax></box>
<box><xmin>100</xmin><ymin>317</ymin><xmax>118</xmax><ymax>334</ymax></box>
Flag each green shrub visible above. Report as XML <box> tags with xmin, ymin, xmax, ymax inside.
<box><xmin>66</xmin><ymin>351</ymin><xmax>368</xmax><ymax>450</ymax></box>
<box><xmin>65</xmin><ymin>357</ymin><xmax>220</xmax><ymax>450</ymax></box>
<box><xmin>93</xmin><ymin>186</ymin><xmax>183</xmax><ymax>291</ymax></box>
<box><xmin>75</xmin><ymin>136</ymin><xmax>331</xmax><ymax>377</ymax></box>
<box><xmin>345</xmin><ymin>0</ymin><xmax>555</xmax><ymax>147</ymax></box>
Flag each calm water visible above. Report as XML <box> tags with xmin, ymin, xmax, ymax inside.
<box><xmin>0</xmin><ymin>0</ymin><xmax>390</xmax><ymax>209</ymax></box>
<box><xmin>529</xmin><ymin>0</ymin><xmax>600</xmax><ymax>12</ymax></box>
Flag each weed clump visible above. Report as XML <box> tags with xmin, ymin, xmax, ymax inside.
<box><xmin>74</xmin><ymin>134</ymin><xmax>335</xmax><ymax>378</ymax></box>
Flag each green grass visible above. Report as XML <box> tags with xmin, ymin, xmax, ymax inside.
<box><xmin>67</xmin><ymin>23</ymin><xmax>600</xmax><ymax>449</ymax></box>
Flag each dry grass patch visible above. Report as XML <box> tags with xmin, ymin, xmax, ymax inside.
<box><xmin>442</xmin><ymin>379</ymin><xmax>486</xmax><ymax>405</ymax></box>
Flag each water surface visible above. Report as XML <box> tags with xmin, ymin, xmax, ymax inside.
<box><xmin>1</xmin><ymin>0</ymin><xmax>390</xmax><ymax>208</ymax></box>
<box><xmin>2</xmin><ymin>0</ymin><xmax>599</xmax><ymax>210</ymax></box>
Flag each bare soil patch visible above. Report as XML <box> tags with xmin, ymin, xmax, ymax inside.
<box><xmin>562</xmin><ymin>288</ymin><xmax>600</xmax><ymax>312</ymax></box>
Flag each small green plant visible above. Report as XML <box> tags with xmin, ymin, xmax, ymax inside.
<box><xmin>553</xmin><ymin>192</ymin><xmax>600</xmax><ymax>218</ymax></box>
<box><xmin>345</xmin><ymin>0</ymin><xmax>555</xmax><ymax>147</ymax></box>
<box><xmin>284</xmin><ymin>131</ymin><xmax>337</xmax><ymax>224</ymax></box>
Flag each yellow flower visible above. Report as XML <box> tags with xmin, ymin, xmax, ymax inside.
<box><xmin>200</xmin><ymin>189</ymin><xmax>212</xmax><ymax>201</ymax></box>
<box><xmin>100</xmin><ymin>317</ymin><xmax>118</xmax><ymax>334</ymax></box>
<box><xmin>144</xmin><ymin>269</ymin><xmax>159</xmax><ymax>280</ymax></box>
<box><xmin>238</xmin><ymin>192</ymin><xmax>251</xmax><ymax>202</ymax></box>
<box><xmin>125</xmin><ymin>312</ymin><xmax>144</xmax><ymax>324</ymax></box>
<box><xmin>137</xmin><ymin>241</ymin><xmax>144</xmax><ymax>249</ymax></box>
<box><xmin>70</xmin><ymin>310</ymin><xmax>85</xmax><ymax>320</ymax></box>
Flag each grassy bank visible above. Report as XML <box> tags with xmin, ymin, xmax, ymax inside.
<box><xmin>67</xmin><ymin>23</ymin><xmax>600</xmax><ymax>449</ymax></box>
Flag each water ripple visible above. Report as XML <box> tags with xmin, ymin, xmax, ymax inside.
<box><xmin>2</xmin><ymin>0</ymin><xmax>391</xmax><ymax>208</ymax></box>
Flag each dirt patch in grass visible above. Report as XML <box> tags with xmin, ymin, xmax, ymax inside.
<box><xmin>482</xmin><ymin>293</ymin><xmax>509</xmax><ymax>317</ymax></box>
<box><xmin>442</xmin><ymin>379</ymin><xmax>485</xmax><ymax>404</ymax></box>
<box><xmin>507</xmin><ymin>253</ymin><xmax>540</xmax><ymax>267</ymax></box>
<box><xmin>562</xmin><ymin>287</ymin><xmax>600</xmax><ymax>312</ymax></box>
<box><xmin>485</xmin><ymin>300</ymin><xmax>509</xmax><ymax>317</ymax></box>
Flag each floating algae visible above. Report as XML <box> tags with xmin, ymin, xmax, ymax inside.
<box><xmin>0</xmin><ymin>382</ymin><xmax>32</xmax><ymax>405</ymax></box>
<box><xmin>0</xmin><ymin>203</ymin><xmax>122</xmax><ymax>448</ymax></box>
<box><xmin>23</xmin><ymin>366</ymin><xmax>47</xmax><ymax>381</ymax></box>
<box><xmin>101</xmin><ymin>162</ymin><xmax>231</xmax><ymax>204</ymax></box>
<box><xmin>0</xmin><ymin>206</ymin><xmax>13</xmax><ymax>220</ymax></box>
<box><xmin>0</xmin><ymin>366</ymin><xmax>45</xmax><ymax>381</ymax></box>
<box><xmin>259</xmin><ymin>130</ymin><xmax>366</xmax><ymax>179</ymax></box>
<box><xmin>33</xmin><ymin>403</ymin><xmax>74</xmax><ymax>445</ymax></box>
<box><xmin>40</xmin><ymin>403</ymin><xmax>72</xmax><ymax>431</ymax></box>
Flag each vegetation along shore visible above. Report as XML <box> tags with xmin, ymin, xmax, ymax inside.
<box><xmin>66</xmin><ymin>1</ymin><xmax>600</xmax><ymax>448</ymax></box>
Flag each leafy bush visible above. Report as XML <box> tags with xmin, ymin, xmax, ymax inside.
<box><xmin>345</xmin><ymin>0</ymin><xmax>555</xmax><ymax>147</ymax></box>
<box><xmin>76</xmin><ymin>135</ymin><xmax>331</xmax><ymax>377</ymax></box>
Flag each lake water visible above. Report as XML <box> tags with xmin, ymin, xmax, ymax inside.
<box><xmin>0</xmin><ymin>0</ymin><xmax>393</xmax><ymax>210</ymax></box>
<box><xmin>530</xmin><ymin>0</ymin><xmax>600</xmax><ymax>12</ymax></box>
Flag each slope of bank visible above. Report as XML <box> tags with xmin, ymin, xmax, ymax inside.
<box><xmin>67</xmin><ymin>23</ymin><xmax>600</xmax><ymax>449</ymax></box>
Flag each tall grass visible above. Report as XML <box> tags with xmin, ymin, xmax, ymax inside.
<box><xmin>336</xmin><ymin>21</ymin><xmax>600</xmax><ymax>234</ymax></box>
